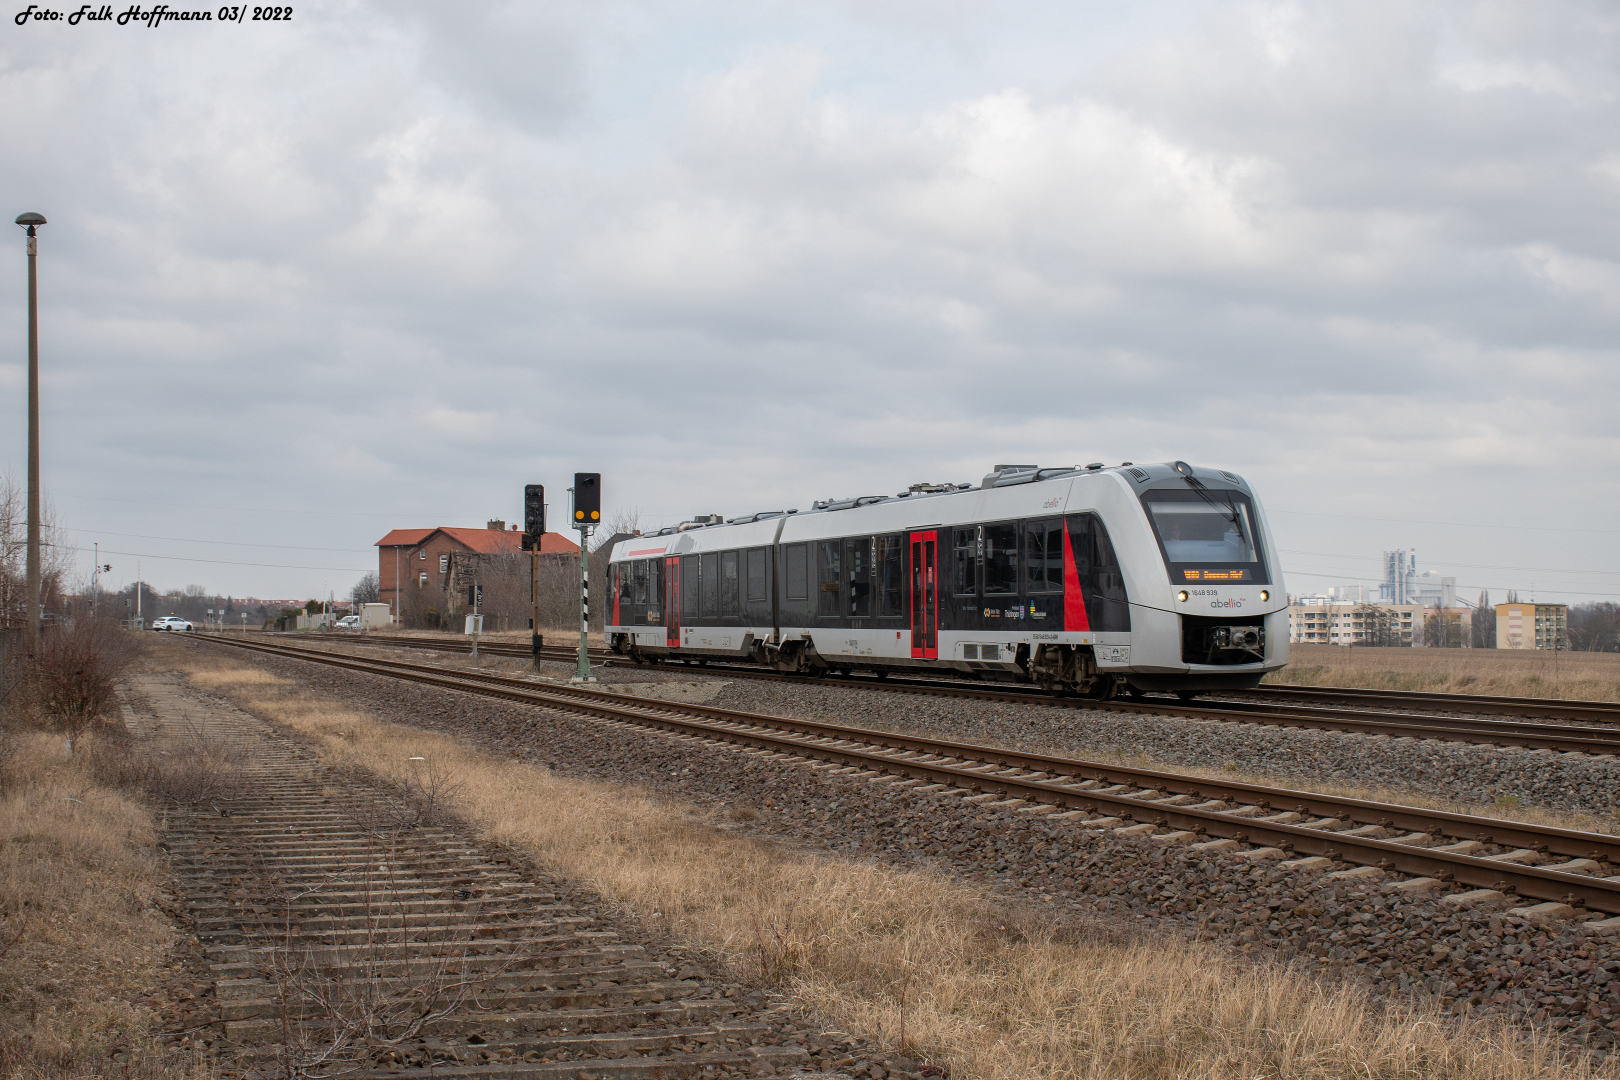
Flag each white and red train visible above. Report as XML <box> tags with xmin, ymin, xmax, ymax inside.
<box><xmin>605</xmin><ymin>461</ymin><xmax>1288</xmax><ymax>697</ymax></box>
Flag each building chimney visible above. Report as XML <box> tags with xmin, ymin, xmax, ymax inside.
<box><xmin>487</xmin><ymin>519</ymin><xmax>505</xmax><ymax>531</ymax></box>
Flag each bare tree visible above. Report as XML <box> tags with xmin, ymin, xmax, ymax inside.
<box><xmin>349</xmin><ymin>571</ymin><xmax>381</xmax><ymax>608</ymax></box>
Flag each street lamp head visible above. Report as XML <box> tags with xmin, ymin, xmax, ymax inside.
<box><xmin>15</xmin><ymin>212</ymin><xmax>46</xmax><ymax>230</ymax></box>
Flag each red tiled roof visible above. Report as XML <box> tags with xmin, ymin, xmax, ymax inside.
<box><xmin>375</xmin><ymin>529</ymin><xmax>435</xmax><ymax>547</ymax></box>
<box><xmin>374</xmin><ymin>528</ymin><xmax>579</xmax><ymax>555</ymax></box>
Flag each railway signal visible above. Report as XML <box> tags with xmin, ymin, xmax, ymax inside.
<box><xmin>522</xmin><ymin>483</ymin><xmax>545</xmax><ymax>663</ymax></box>
<box><xmin>521</xmin><ymin>484</ymin><xmax>545</xmax><ymax>551</ymax></box>
<box><xmin>570</xmin><ymin>474</ymin><xmax>599</xmax><ymax>683</ymax></box>
<box><xmin>573</xmin><ymin>473</ymin><xmax>600</xmax><ymax>524</ymax></box>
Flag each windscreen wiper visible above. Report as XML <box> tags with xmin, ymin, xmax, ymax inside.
<box><xmin>1183</xmin><ymin>474</ymin><xmax>1245</xmax><ymax>537</ymax></box>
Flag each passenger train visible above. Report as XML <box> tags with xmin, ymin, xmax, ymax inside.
<box><xmin>604</xmin><ymin>461</ymin><xmax>1288</xmax><ymax>698</ymax></box>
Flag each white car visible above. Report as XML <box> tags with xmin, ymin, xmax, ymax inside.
<box><xmin>334</xmin><ymin>615</ymin><xmax>361</xmax><ymax>631</ymax></box>
<box><xmin>151</xmin><ymin>616</ymin><xmax>194</xmax><ymax>632</ymax></box>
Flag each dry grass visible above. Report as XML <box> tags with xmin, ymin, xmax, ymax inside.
<box><xmin>173</xmin><ymin>652</ymin><xmax>1617</xmax><ymax>1080</ymax></box>
<box><xmin>0</xmin><ymin>728</ymin><xmax>211</xmax><ymax>1079</ymax></box>
<box><xmin>1269</xmin><ymin>644</ymin><xmax>1620</xmax><ymax>702</ymax></box>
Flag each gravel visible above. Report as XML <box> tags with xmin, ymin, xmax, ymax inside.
<box><xmin>692</xmin><ymin>675</ymin><xmax>1620</xmax><ymax>819</ymax></box>
<box><xmin>197</xmin><ymin>642</ymin><xmax>1620</xmax><ymax>1057</ymax></box>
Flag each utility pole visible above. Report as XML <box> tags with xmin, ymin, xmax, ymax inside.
<box><xmin>16</xmin><ymin>213</ymin><xmax>45</xmax><ymax>655</ymax></box>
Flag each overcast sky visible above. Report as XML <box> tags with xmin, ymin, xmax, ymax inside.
<box><xmin>3</xmin><ymin>1</ymin><xmax>1618</xmax><ymax>606</ymax></box>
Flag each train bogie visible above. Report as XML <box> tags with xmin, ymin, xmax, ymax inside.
<box><xmin>606</xmin><ymin>462</ymin><xmax>1288</xmax><ymax>697</ymax></box>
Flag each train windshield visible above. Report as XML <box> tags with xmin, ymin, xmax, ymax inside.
<box><xmin>1140</xmin><ymin>488</ymin><xmax>1269</xmax><ymax>584</ymax></box>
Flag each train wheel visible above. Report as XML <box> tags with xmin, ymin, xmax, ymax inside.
<box><xmin>1126</xmin><ymin>685</ymin><xmax>1145</xmax><ymax>700</ymax></box>
<box><xmin>1176</xmin><ymin>690</ymin><xmax>1198</xmax><ymax>701</ymax></box>
<box><xmin>875</xmin><ymin>670</ymin><xmax>889</xmax><ymax>680</ymax></box>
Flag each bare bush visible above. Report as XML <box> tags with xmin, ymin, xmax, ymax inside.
<box><xmin>259</xmin><ymin>821</ymin><xmax>517</xmax><ymax>1077</ymax></box>
<box><xmin>35</xmin><ymin>616</ymin><xmax>141</xmax><ymax>752</ymax></box>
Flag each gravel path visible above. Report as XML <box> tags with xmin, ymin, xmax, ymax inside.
<box><xmin>200</xmin><ymin>642</ymin><xmax>1620</xmax><ymax>1059</ymax></box>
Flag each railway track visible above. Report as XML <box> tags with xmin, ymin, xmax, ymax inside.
<box><xmin>276</xmin><ymin>633</ymin><xmax>1620</xmax><ymax>757</ymax></box>
<box><xmin>126</xmin><ymin>672</ymin><xmax>821</xmax><ymax>1077</ymax></box>
<box><xmin>197</xmin><ymin>634</ymin><xmax>1620</xmax><ymax>921</ymax></box>
<box><xmin>1241</xmin><ymin>683</ymin><xmax>1620</xmax><ymax>725</ymax></box>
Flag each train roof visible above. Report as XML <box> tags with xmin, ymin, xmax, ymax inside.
<box><xmin>620</xmin><ymin>461</ymin><xmax>1252</xmax><ymax>551</ymax></box>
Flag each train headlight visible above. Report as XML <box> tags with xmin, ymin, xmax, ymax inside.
<box><xmin>1176</xmin><ymin>590</ymin><xmax>1189</xmax><ymax>603</ymax></box>
<box><xmin>1259</xmin><ymin>590</ymin><xmax>1269</xmax><ymax>602</ymax></box>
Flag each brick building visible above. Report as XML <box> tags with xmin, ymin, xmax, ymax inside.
<box><xmin>376</xmin><ymin>520</ymin><xmax>578</xmax><ymax>626</ymax></box>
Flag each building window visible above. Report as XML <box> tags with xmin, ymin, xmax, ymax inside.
<box><xmin>418</xmin><ymin>549</ymin><xmax>426</xmax><ymax>560</ymax></box>
<box><xmin>418</xmin><ymin>572</ymin><xmax>427</xmax><ymax>587</ymax></box>
<box><xmin>439</xmin><ymin>554</ymin><xmax>449</xmax><ymax>573</ymax></box>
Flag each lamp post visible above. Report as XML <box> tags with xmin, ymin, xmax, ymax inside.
<box><xmin>15</xmin><ymin>213</ymin><xmax>44</xmax><ymax>654</ymax></box>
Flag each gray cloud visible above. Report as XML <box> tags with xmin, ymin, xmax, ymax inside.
<box><xmin>1</xmin><ymin>1</ymin><xmax>1617</xmax><ymax>604</ymax></box>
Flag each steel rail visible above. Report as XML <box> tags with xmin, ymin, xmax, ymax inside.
<box><xmin>1240</xmin><ymin>684</ymin><xmax>1620</xmax><ymax>724</ymax></box>
<box><xmin>289</xmin><ymin>634</ymin><xmax>1620</xmax><ymax>756</ymax></box>
<box><xmin>195</xmin><ymin>634</ymin><xmax>1620</xmax><ymax>915</ymax></box>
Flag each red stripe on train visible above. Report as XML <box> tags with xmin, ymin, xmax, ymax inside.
<box><xmin>1063</xmin><ymin>526</ymin><xmax>1090</xmax><ymax>632</ymax></box>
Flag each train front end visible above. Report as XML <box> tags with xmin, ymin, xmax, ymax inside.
<box><xmin>1113</xmin><ymin>462</ymin><xmax>1289</xmax><ymax>694</ymax></box>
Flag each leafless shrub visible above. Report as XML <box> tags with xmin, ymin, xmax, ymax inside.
<box><xmin>88</xmin><ymin>718</ymin><xmax>247</xmax><ymax>809</ymax></box>
<box><xmin>35</xmin><ymin>616</ymin><xmax>141</xmax><ymax>752</ymax></box>
<box><xmin>335</xmin><ymin>757</ymin><xmax>465</xmax><ymax>831</ymax></box>
<box><xmin>257</xmin><ymin>822</ymin><xmax>518</xmax><ymax>1078</ymax></box>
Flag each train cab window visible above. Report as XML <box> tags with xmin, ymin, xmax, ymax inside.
<box><xmin>721</xmin><ymin>551</ymin><xmax>740</xmax><ymax>616</ymax></box>
<box><xmin>952</xmin><ymin>527</ymin><xmax>979</xmax><ymax>596</ymax></box>
<box><xmin>983</xmin><ymin>523</ymin><xmax>1018</xmax><ymax>595</ymax></box>
<box><xmin>700</xmin><ymin>552</ymin><xmax>719</xmax><ymax>618</ymax></box>
<box><xmin>875</xmin><ymin>534</ymin><xmax>904</xmax><ymax>617</ymax></box>
<box><xmin>784</xmin><ymin>544</ymin><xmax>808</xmax><ymax>600</ymax></box>
<box><xmin>1024</xmin><ymin>518</ymin><xmax>1064</xmax><ymax>592</ymax></box>
<box><xmin>817</xmin><ymin>541</ymin><xmax>842</xmax><ymax>617</ymax></box>
<box><xmin>746</xmin><ymin>547</ymin><xmax>767</xmax><ymax>601</ymax></box>
<box><xmin>681</xmin><ymin>555</ymin><xmax>699</xmax><ymax>620</ymax></box>
<box><xmin>846</xmin><ymin>536</ymin><xmax>871</xmax><ymax>617</ymax></box>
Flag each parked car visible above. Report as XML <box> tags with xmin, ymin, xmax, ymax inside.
<box><xmin>334</xmin><ymin>615</ymin><xmax>361</xmax><ymax>631</ymax></box>
<box><xmin>151</xmin><ymin>616</ymin><xmax>194</xmax><ymax>632</ymax></box>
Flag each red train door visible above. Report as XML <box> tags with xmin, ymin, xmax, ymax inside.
<box><xmin>909</xmin><ymin>530</ymin><xmax>938</xmax><ymax>659</ymax></box>
<box><xmin>665</xmin><ymin>556</ymin><xmax>681</xmax><ymax>648</ymax></box>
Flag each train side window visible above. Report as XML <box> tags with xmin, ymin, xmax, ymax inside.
<box><xmin>631</xmin><ymin>560</ymin><xmax>648</xmax><ymax>606</ymax></box>
<box><xmin>846</xmin><ymin>536</ymin><xmax>871</xmax><ymax>617</ymax></box>
<box><xmin>817</xmin><ymin>540</ymin><xmax>842</xmax><ymax>617</ymax></box>
<box><xmin>1068</xmin><ymin>513</ymin><xmax>1131</xmax><ymax>632</ymax></box>
<box><xmin>983</xmin><ymin>522</ymin><xmax>1018</xmax><ymax>595</ymax></box>
<box><xmin>721</xmin><ymin>551</ymin><xmax>740</xmax><ymax>616</ymax></box>
<box><xmin>649</xmin><ymin>560</ymin><xmax>664</xmax><ymax>623</ymax></box>
<box><xmin>746</xmin><ymin>547</ymin><xmax>767</xmax><ymax>601</ymax></box>
<box><xmin>785</xmin><ymin>544</ymin><xmax>808</xmax><ymax>600</ymax></box>
<box><xmin>681</xmin><ymin>555</ymin><xmax>699</xmax><ymax>620</ymax></box>
<box><xmin>1025</xmin><ymin>518</ymin><xmax>1063</xmax><ymax>592</ymax></box>
<box><xmin>952</xmin><ymin>527</ymin><xmax>979</xmax><ymax>596</ymax></box>
<box><xmin>700</xmin><ymin>552</ymin><xmax>719</xmax><ymax>619</ymax></box>
<box><xmin>875</xmin><ymin>534</ymin><xmax>904</xmax><ymax>617</ymax></box>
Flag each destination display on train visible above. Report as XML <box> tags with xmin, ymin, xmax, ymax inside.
<box><xmin>1181</xmin><ymin>569</ymin><xmax>1251</xmax><ymax>581</ymax></box>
